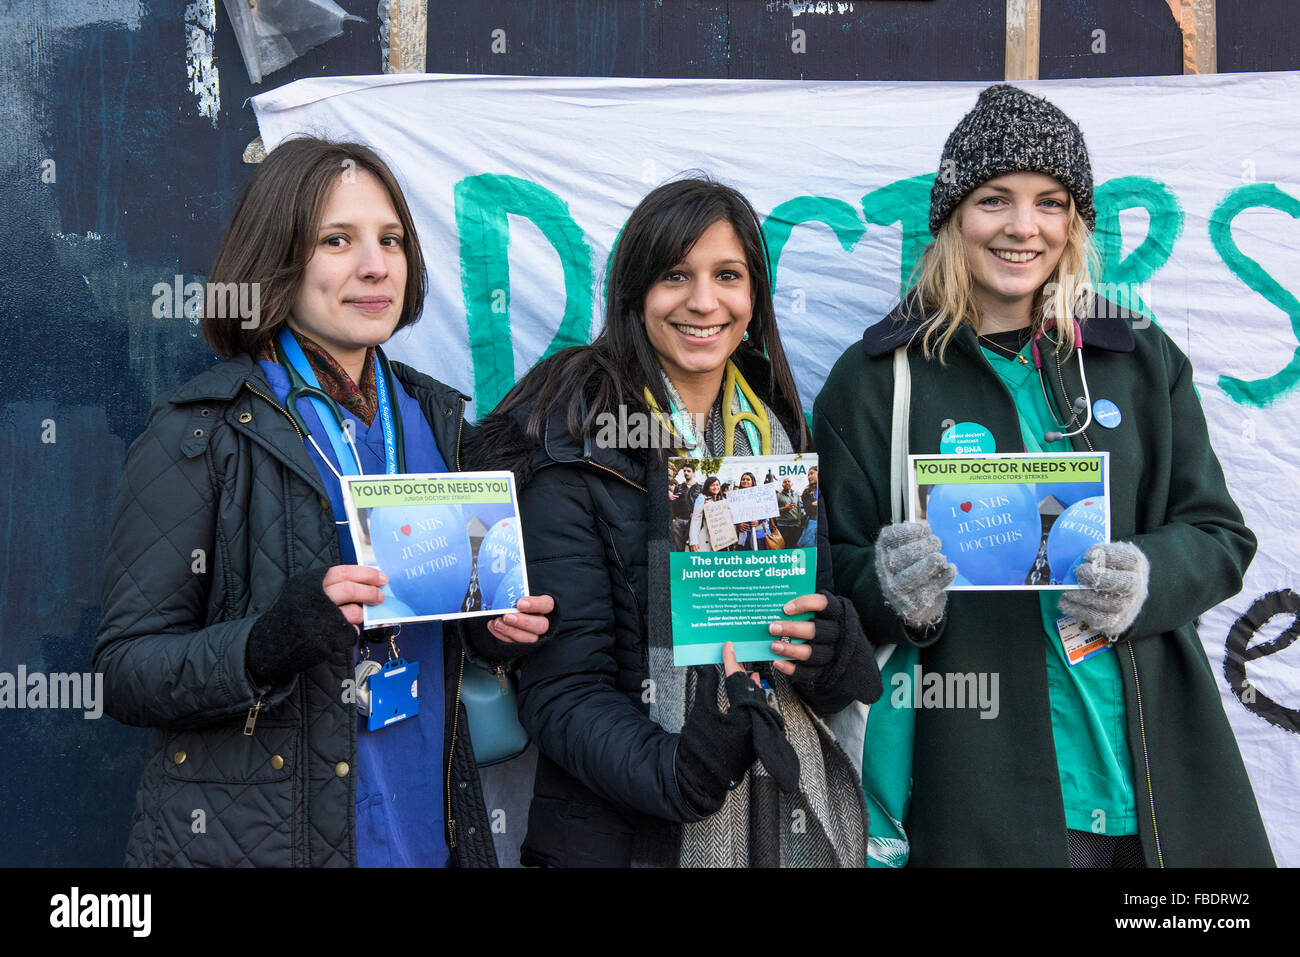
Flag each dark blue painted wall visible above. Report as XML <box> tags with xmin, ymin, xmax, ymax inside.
<box><xmin>0</xmin><ymin>0</ymin><xmax>1290</xmax><ymax>865</ymax></box>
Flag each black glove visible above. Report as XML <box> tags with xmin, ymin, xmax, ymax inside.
<box><xmin>675</xmin><ymin>666</ymin><xmax>801</xmax><ymax>817</ymax></box>
<box><xmin>462</xmin><ymin>595</ymin><xmax>560</xmax><ymax>665</ymax></box>
<box><xmin>787</xmin><ymin>592</ymin><xmax>882</xmax><ymax>705</ymax></box>
<box><xmin>245</xmin><ymin>568</ymin><xmax>357</xmax><ymax>687</ymax></box>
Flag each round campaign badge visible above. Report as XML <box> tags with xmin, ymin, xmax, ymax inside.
<box><xmin>940</xmin><ymin>421</ymin><xmax>996</xmax><ymax>455</ymax></box>
<box><xmin>1092</xmin><ymin>399</ymin><xmax>1122</xmax><ymax>429</ymax></box>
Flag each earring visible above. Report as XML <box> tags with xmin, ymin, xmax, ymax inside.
<box><xmin>742</xmin><ymin>331</ymin><xmax>750</xmax><ymax>342</ymax></box>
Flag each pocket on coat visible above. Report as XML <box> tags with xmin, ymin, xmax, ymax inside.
<box><xmin>152</xmin><ymin>720</ymin><xmax>298</xmax><ymax>866</ymax></box>
<box><xmin>163</xmin><ymin>720</ymin><xmax>297</xmax><ymax>785</ymax></box>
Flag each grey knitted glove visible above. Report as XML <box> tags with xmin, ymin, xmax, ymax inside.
<box><xmin>875</xmin><ymin>521</ymin><xmax>957</xmax><ymax>629</ymax></box>
<box><xmin>1057</xmin><ymin>541</ymin><xmax>1150</xmax><ymax>637</ymax></box>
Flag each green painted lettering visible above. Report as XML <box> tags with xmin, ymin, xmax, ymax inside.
<box><xmin>1211</xmin><ymin>183</ymin><xmax>1300</xmax><ymax>407</ymax></box>
<box><xmin>454</xmin><ymin>174</ymin><xmax>593</xmax><ymax>411</ymax></box>
<box><xmin>1093</xmin><ymin>176</ymin><xmax>1184</xmax><ymax>320</ymax></box>
<box><xmin>761</xmin><ymin>196</ymin><xmax>866</xmax><ymax>288</ymax></box>
<box><xmin>861</xmin><ymin>174</ymin><xmax>935</xmax><ymax>296</ymax></box>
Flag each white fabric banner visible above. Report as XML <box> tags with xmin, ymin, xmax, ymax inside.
<box><xmin>254</xmin><ymin>71</ymin><xmax>1300</xmax><ymax>864</ymax></box>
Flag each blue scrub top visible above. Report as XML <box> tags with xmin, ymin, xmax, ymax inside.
<box><xmin>259</xmin><ymin>358</ymin><xmax>450</xmax><ymax>867</ymax></box>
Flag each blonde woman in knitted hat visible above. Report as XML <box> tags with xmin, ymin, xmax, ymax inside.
<box><xmin>815</xmin><ymin>84</ymin><xmax>1273</xmax><ymax>867</ymax></box>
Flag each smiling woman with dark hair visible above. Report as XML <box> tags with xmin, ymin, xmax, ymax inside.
<box><xmin>473</xmin><ymin>176</ymin><xmax>881</xmax><ymax>868</ymax></box>
<box><xmin>94</xmin><ymin>137</ymin><xmax>552</xmax><ymax>868</ymax></box>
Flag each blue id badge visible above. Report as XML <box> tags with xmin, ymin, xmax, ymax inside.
<box><xmin>367</xmin><ymin>658</ymin><xmax>419</xmax><ymax>732</ymax></box>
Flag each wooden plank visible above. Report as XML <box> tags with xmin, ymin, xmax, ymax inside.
<box><xmin>1005</xmin><ymin>0</ymin><xmax>1041</xmax><ymax>80</ymax></box>
<box><xmin>388</xmin><ymin>0</ymin><xmax>428</xmax><ymax>74</ymax></box>
<box><xmin>1166</xmin><ymin>0</ymin><xmax>1217</xmax><ymax>73</ymax></box>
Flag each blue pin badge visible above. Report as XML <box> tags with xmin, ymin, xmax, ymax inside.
<box><xmin>1092</xmin><ymin>399</ymin><xmax>1122</xmax><ymax>429</ymax></box>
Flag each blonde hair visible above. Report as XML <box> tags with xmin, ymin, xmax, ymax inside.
<box><xmin>906</xmin><ymin>198</ymin><xmax>1100</xmax><ymax>363</ymax></box>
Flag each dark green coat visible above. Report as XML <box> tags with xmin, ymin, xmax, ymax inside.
<box><xmin>813</xmin><ymin>299</ymin><xmax>1274</xmax><ymax>867</ymax></box>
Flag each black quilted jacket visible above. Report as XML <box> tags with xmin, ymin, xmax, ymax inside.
<box><xmin>469</xmin><ymin>351</ymin><xmax>879</xmax><ymax>867</ymax></box>
<box><xmin>94</xmin><ymin>353</ymin><xmax>498</xmax><ymax>867</ymax></box>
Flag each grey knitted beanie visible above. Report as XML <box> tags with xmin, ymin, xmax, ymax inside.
<box><xmin>929</xmin><ymin>84</ymin><xmax>1095</xmax><ymax>235</ymax></box>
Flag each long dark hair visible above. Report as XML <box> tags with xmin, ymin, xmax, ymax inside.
<box><xmin>491</xmin><ymin>176</ymin><xmax>809</xmax><ymax>450</ymax></box>
<box><xmin>201</xmin><ymin>137</ymin><xmax>428</xmax><ymax>357</ymax></box>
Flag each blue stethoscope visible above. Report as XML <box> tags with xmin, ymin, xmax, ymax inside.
<box><xmin>273</xmin><ymin>327</ymin><xmax>406</xmax><ymax>478</ymax></box>
<box><xmin>1030</xmin><ymin>317</ymin><xmax>1094</xmax><ymax>443</ymax></box>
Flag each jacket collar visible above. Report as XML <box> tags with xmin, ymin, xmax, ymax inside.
<box><xmin>860</xmin><ymin>294</ymin><xmax>1137</xmax><ymax>358</ymax></box>
<box><xmin>535</xmin><ymin>404</ymin><xmax>648</xmax><ymax>490</ymax></box>
<box><xmin>167</xmin><ymin>352</ymin><xmax>262</xmax><ymax>404</ymax></box>
<box><xmin>387</xmin><ymin>359</ymin><xmax>472</xmax><ymax>414</ymax></box>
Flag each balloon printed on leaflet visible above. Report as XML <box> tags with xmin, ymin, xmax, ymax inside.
<box><xmin>1045</xmin><ymin>496</ymin><xmax>1108</xmax><ymax>585</ymax></box>
<box><xmin>477</xmin><ymin>517</ymin><xmax>524</xmax><ymax>610</ymax></box>
<box><xmin>471</xmin><ymin>502</ymin><xmax>516</xmax><ymax>531</ymax></box>
<box><xmin>371</xmin><ymin>583</ymin><xmax>416</xmax><ymax>622</ymax></box>
<box><xmin>490</xmin><ymin>562</ymin><xmax>527</xmax><ymax>612</ymax></box>
<box><xmin>369</xmin><ymin>503</ymin><xmax>473</xmax><ymax>616</ymax></box>
<box><xmin>926</xmin><ymin>482</ymin><xmax>1041</xmax><ymax>586</ymax></box>
<box><xmin>1033</xmin><ymin>480</ymin><xmax>1105</xmax><ymax>509</ymax></box>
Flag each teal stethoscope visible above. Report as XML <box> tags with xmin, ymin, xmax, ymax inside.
<box><xmin>273</xmin><ymin>326</ymin><xmax>406</xmax><ymax>480</ymax></box>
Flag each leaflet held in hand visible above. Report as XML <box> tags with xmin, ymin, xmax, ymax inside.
<box><xmin>339</xmin><ymin>471</ymin><xmax>530</xmax><ymax>626</ymax></box>
<box><xmin>907</xmin><ymin>452</ymin><xmax>1111</xmax><ymax>589</ymax></box>
<box><xmin>667</xmin><ymin>454</ymin><xmax>818</xmax><ymax>665</ymax></box>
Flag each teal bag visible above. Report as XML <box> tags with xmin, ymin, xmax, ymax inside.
<box><xmin>461</xmin><ymin>661</ymin><xmax>529</xmax><ymax>767</ymax></box>
<box><xmin>863</xmin><ymin>642</ymin><xmax>918</xmax><ymax>867</ymax></box>
<box><xmin>862</xmin><ymin>345</ymin><xmax>920</xmax><ymax>868</ymax></box>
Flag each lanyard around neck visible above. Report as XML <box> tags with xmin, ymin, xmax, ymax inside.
<box><xmin>276</xmin><ymin>328</ymin><xmax>401</xmax><ymax>477</ymax></box>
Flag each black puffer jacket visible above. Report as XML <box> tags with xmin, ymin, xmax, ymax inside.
<box><xmin>94</xmin><ymin>353</ymin><xmax>497</xmax><ymax>867</ymax></box>
<box><xmin>470</xmin><ymin>353</ymin><xmax>879</xmax><ymax>867</ymax></box>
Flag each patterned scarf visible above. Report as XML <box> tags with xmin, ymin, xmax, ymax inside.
<box><xmin>257</xmin><ymin>329</ymin><xmax>379</xmax><ymax>425</ymax></box>
<box><xmin>645</xmin><ymin>370</ymin><xmax>867</xmax><ymax>868</ymax></box>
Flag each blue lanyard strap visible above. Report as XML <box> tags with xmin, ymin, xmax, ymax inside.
<box><xmin>276</xmin><ymin>328</ymin><xmax>399</xmax><ymax>476</ymax></box>
<box><xmin>372</xmin><ymin>351</ymin><xmax>399</xmax><ymax>474</ymax></box>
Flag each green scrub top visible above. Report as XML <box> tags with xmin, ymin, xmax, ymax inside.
<box><xmin>981</xmin><ymin>340</ymin><xmax>1137</xmax><ymax>836</ymax></box>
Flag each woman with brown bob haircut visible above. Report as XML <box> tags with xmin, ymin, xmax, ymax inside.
<box><xmin>95</xmin><ymin>137</ymin><xmax>551</xmax><ymax>868</ymax></box>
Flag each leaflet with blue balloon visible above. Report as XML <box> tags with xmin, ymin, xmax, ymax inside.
<box><xmin>907</xmin><ymin>452</ymin><xmax>1110</xmax><ymax>590</ymax></box>
<box><xmin>339</xmin><ymin>471</ymin><xmax>529</xmax><ymax>626</ymax></box>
